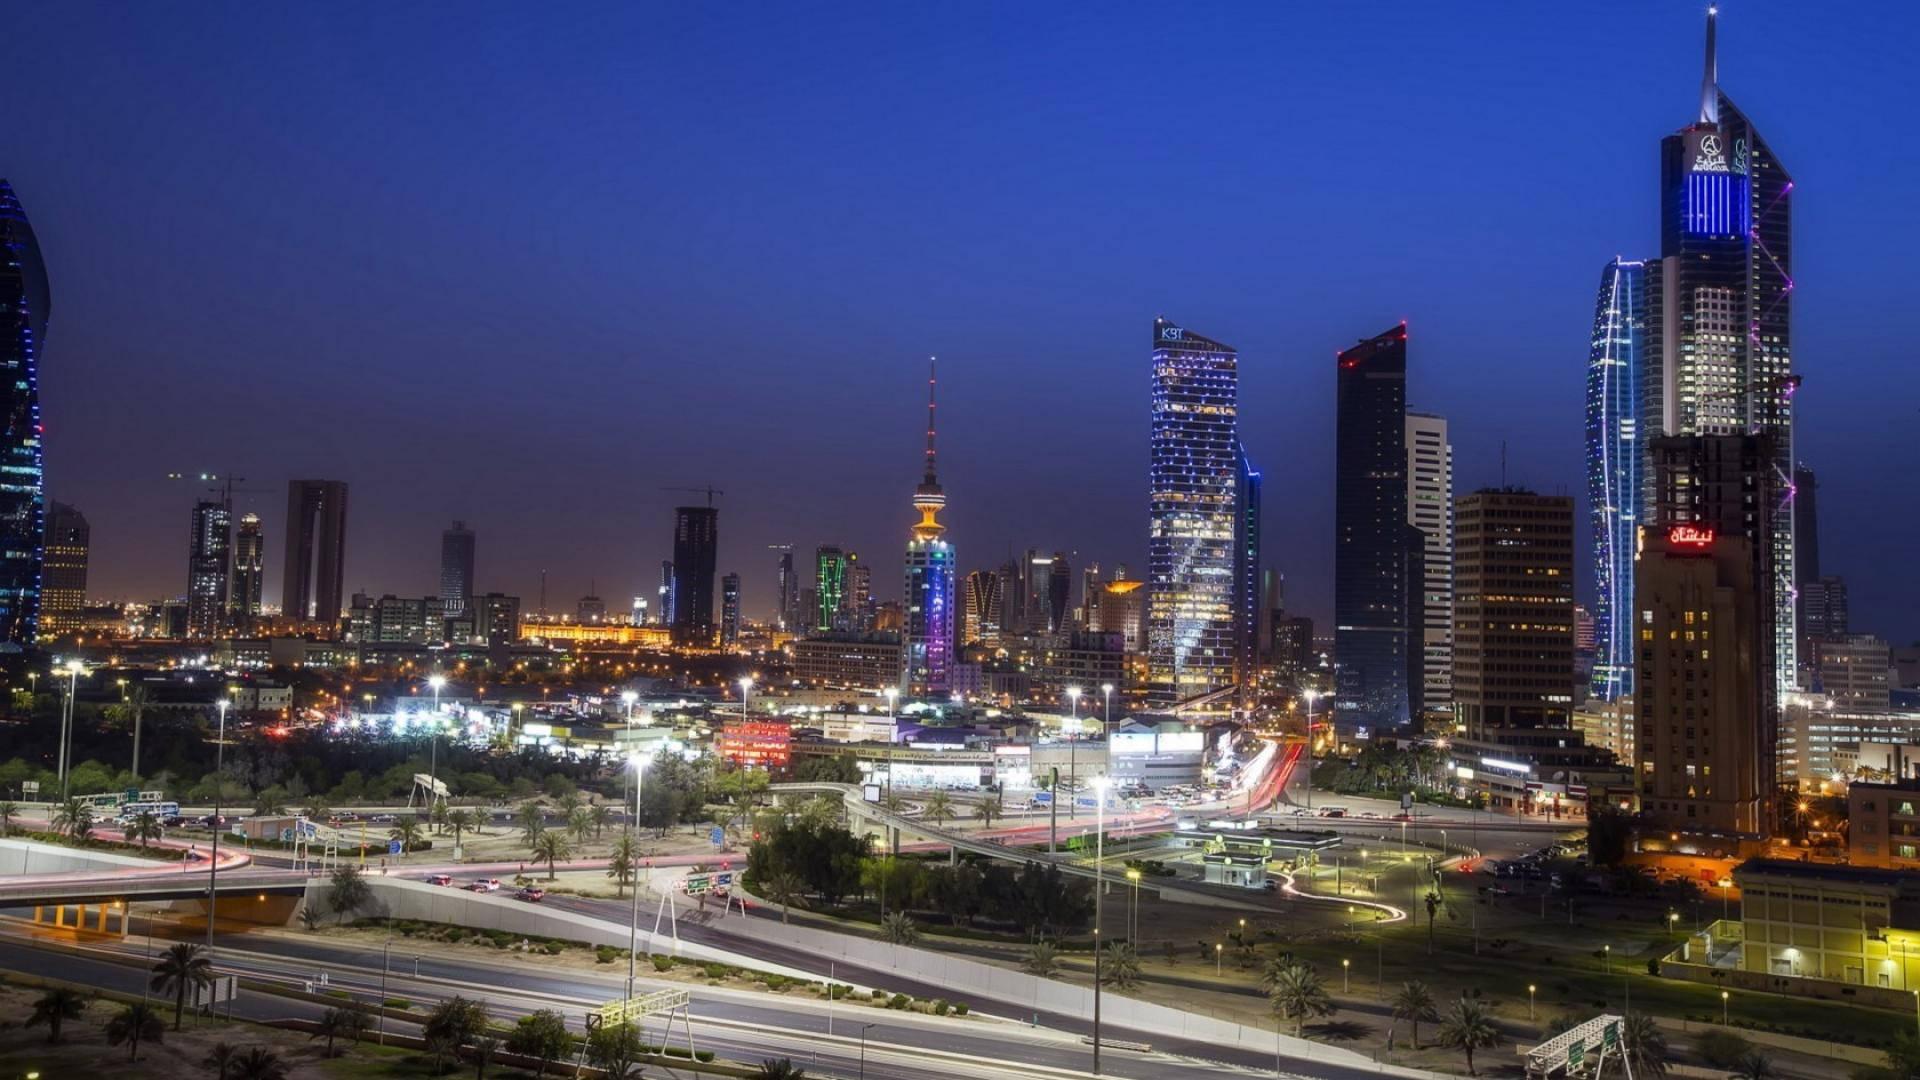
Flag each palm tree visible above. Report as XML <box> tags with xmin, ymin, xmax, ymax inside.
<box><xmin>471</xmin><ymin>1033</ymin><xmax>501</xmax><ymax>1078</ymax></box>
<box><xmin>607</xmin><ymin>831</ymin><xmax>638</xmax><ymax>898</ymax></box>
<box><xmin>881</xmin><ymin>790</ymin><xmax>908</xmax><ymax>815</ymax></box>
<box><xmin>1023</xmin><ymin>940</ymin><xmax>1059</xmax><ymax>978</ymax></box>
<box><xmin>1423</xmin><ymin>890</ymin><xmax>1441</xmax><ymax>952</ymax></box>
<box><xmin>389</xmin><ymin>819</ymin><xmax>424</xmax><ymax>854</ymax></box>
<box><xmin>430</xmin><ymin>801</ymin><xmax>451</xmax><ymax>835</ymax></box>
<box><xmin>230</xmin><ymin>1047</ymin><xmax>291</xmax><ymax>1080</ymax></box>
<box><xmin>1730</xmin><ymin>1051</ymin><xmax>1775</xmax><ymax>1080</ymax></box>
<box><xmin>761</xmin><ymin>870</ymin><xmax>805</xmax><ymax>924</ymax></box>
<box><xmin>1620</xmin><ymin>1013</ymin><xmax>1671</xmax><ymax>1080</ymax></box>
<box><xmin>1391</xmin><ymin>980</ymin><xmax>1440</xmax><ymax>1049</ymax></box>
<box><xmin>310</xmin><ymin>1006</ymin><xmax>371</xmax><ymax>1057</ymax></box>
<box><xmin>1437</xmin><ymin>998</ymin><xmax>1501</xmax><ymax>1076</ymax></box>
<box><xmin>203</xmin><ymin>1041</ymin><xmax>239</xmax><ymax>1079</ymax></box>
<box><xmin>518</xmin><ymin>801</ymin><xmax>547</xmax><ymax>848</ymax></box>
<box><xmin>328</xmin><ymin>864</ymin><xmax>373</xmax><ymax>924</ymax></box>
<box><xmin>882</xmin><ymin>911</ymin><xmax>919</xmax><ymax>946</ymax></box>
<box><xmin>26</xmin><ymin>986</ymin><xmax>88</xmax><ymax>1043</ymax></box>
<box><xmin>567</xmin><ymin>805</ymin><xmax>594</xmax><ymax>845</ymax></box>
<box><xmin>127</xmin><ymin>810</ymin><xmax>165</xmax><ymax>848</ymax></box>
<box><xmin>923</xmin><ymin>791</ymin><xmax>954</xmax><ymax>828</ymax></box>
<box><xmin>590</xmin><ymin>804</ymin><xmax>613</xmax><ymax>839</ymax></box>
<box><xmin>0</xmin><ymin>799</ymin><xmax>17</xmax><ymax>836</ymax></box>
<box><xmin>532</xmin><ymin>830</ymin><xmax>572</xmax><ymax>880</ymax></box>
<box><xmin>975</xmin><ymin>793</ymin><xmax>1003</xmax><ymax>830</ymax></box>
<box><xmin>52</xmin><ymin>796</ymin><xmax>94</xmax><ymax>841</ymax></box>
<box><xmin>755</xmin><ymin>1059</ymin><xmax>809</xmax><ymax>1080</ymax></box>
<box><xmin>104</xmin><ymin>1001</ymin><xmax>166</xmax><ymax>1060</ymax></box>
<box><xmin>1265</xmin><ymin>962</ymin><xmax>1335</xmax><ymax>1036</ymax></box>
<box><xmin>1101</xmin><ymin>941</ymin><xmax>1141</xmax><ymax>990</ymax></box>
<box><xmin>446</xmin><ymin>808</ymin><xmax>474</xmax><ymax>850</ymax></box>
<box><xmin>151</xmin><ymin>941</ymin><xmax>214</xmax><ymax>1029</ymax></box>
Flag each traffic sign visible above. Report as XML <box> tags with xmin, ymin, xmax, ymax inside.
<box><xmin>683</xmin><ymin>873</ymin><xmax>713</xmax><ymax>895</ymax></box>
<box><xmin>714</xmin><ymin>871</ymin><xmax>733</xmax><ymax>887</ymax></box>
<box><xmin>709</xmin><ymin>826</ymin><xmax>725</xmax><ymax>847</ymax></box>
<box><xmin>388</xmin><ymin>839</ymin><xmax>403</xmax><ymax>856</ymax></box>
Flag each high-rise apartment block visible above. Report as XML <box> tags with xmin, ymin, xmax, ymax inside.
<box><xmin>1406</xmin><ymin>411</ymin><xmax>1453</xmax><ymax>715</ymax></box>
<box><xmin>39</xmin><ymin>502</ymin><xmax>88</xmax><ymax>636</ymax></box>
<box><xmin>186</xmin><ymin>499</ymin><xmax>233</xmax><ymax>638</ymax></box>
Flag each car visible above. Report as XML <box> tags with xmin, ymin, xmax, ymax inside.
<box><xmin>426</xmin><ymin>874</ymin><xmax>454</xmax><ymax>887</ymax></box>
<box><xmin>370</xmin><ymin>814</ymin><xmax>398</xmax><ymax>824</ymax></box>
<box><xmin>514</xmin><ymin>887</ymin><xmax>546</xmax><ymax>902</ymax></box>
<box><xmin>467</xmin><ymin>878</ymin><xmax>502</xmax><ymax>892</ymax></box>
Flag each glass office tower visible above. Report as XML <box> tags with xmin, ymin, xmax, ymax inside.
<box><xmin>1585</xmin><ymin>258</ymin><xmax>1646</xmax><ymax>701</ymax></box>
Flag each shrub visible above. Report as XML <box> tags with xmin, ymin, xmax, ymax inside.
<box><xmin>828</xmin><ymin>984</ymin><xmax>851</xmax><ymax>1000</ymax></box>
<box><xmin>954</xmin><ymin>1002</ymin><xmax>969</xmax><ymax>1016</ymax></box>
<box><xmin>1697</xmin><ymin>1030</ymin><xmax>1753</xmax><ymax>1069</ymax></box>
<box><xmin>324</xmin><ymin>989</ymin><xmax>351</xmax><ymax>1000</ymax></box>
<box><xmin>889</xmin><ymin>993</ymin><xmax>911</xmax><ymax>1010</ymax></box>
<box><xmin>594</xmin><ymin>946</ymin><xmax>619</xmax><ymax>965</ymax></box>
<box><xmin>542</xmin><ymin>940</ymin><xmax>564</xmax><ymax>955</ymax></box>
<box><xmin>933</xmin><ymin>1000</ymin><xmax>951</xmax><ymax>1016</ymax></box>
<box><xmin>383</xmin><ymin>998</ymin><xmax>411</xmax><ymax>1010</ymax></box>
<box><xmin>702</xmin><ymin>963</ymin><xmax>729</xmax><ymax>980</ymax></box>
<box><xmin>650</xmin><ymin>954</ymin><xmax>675</xmax><ymax>972</ymax></box>
<box><xmin>695</xmin><ymin>1050</ymin><xmax>714</xmax><ymax>1062</ymax></box>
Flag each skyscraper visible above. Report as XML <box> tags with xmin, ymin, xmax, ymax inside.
<box><xmin>0</xmin><ymin>180</ymin><xmax>49</xmax><ymax>646</ymax></box>
<box><xmin>995</xmin><ymin>557</ymin><xmax>1024</xmax><ymax>638</ymax></box>
<box><xmin>231</xmin><ymin>513</ymin><xmax>264</xmax><ymax>632</ymax></box>
<box><xmin>39</xmin><ymin>502</ymin><xmax>87</xmax><ymax>637</ymax></box>
<box><xmin>186</xmin><ymin>499</ymin><xmax>233</xmax><ymax>638</ymax></box>
<box><xmin>1233</xmin><ymin>444</ymin><xmax>1262</xmax><ymax>698</ymax></box>
<box><xmin>439</xmin><ymin>521</ymin><xmax>475</xmax><ymax>617</ymax></box>
<box><xmin>963</xmin><ymin>569</ymin><xmax>1001</xmax><ymax>645</ymax></box>
<box><xmin>670</xmin><ymin>505</ymin><xmax>719</xmax><ymax>646</ymax></box>
<box><xmin>657</xmin><ymin>560</ymin><xmax>674</xmax><ymax>626</ymax></box>
<box><xmin>1023</xmin><ymin>550</ymin><xmax>1053</xmax><ymax>634</ymax></box>
<box><xmin>1792</xmin><ymin>463</ymin><xmax>1819</xmax><ymax>641</ymax></box>
<box><xmin>1333</xmin><ymin>324</ymin><xmax>1411</xmax><ymax>728</ymax></box>
<box><xmin>720</xmin><ymin>572</ymin><xmax>741</xmax><ymax>647</ymax></box>
<box><xmin>814</xmin><ymin>546</ymin><xmax>847</xmax><ymax>632</ymax></box>
<box><xmin>1147</xmin><ymin>318</ymin><xmax>1241</xmax><ymax>706</ymax></box>
<box><xmin>282</xmin><ymin>479</ymin><xmax>349</xmax><ymax>627</ymax></box>
<box><xmin>1406</xmin><ymin>411</ymin><xmax>1453</xmax><ymax>714</ymax></box>
<box><xmin>773</xmin><ymin>546</ymin><xmax>798</xmax><ymax>632</ymax></box>
<box><xmin>903</xmin><ymin>361</ymin><xmax>955</xmax><ymax>696</ymax></box>
<box><xmin>1644</xmin><ymin>8</ymin><xmax>1797</xmax><ymax>700</ymax></box>
<box><xmin>1451</xmin><ymin>489</ymin><xmax>1577</xmax><ymax>754</ymax></box>
<box><xmin>1046</xmin><ymin>551</ymin><xmax>1071</xmax><ymax>634</ymax></box>
<box><xmin>1585</xmin><ymin>258</ymin><xmax>1647</xmax><ymax>702</ymax></box>
<box><xmin>845</xmin><ymin>551</ymin><xmax>872</xmax><ymax>631</ymax></box>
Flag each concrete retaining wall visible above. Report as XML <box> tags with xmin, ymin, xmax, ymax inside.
<box><xmin>0</xmin><ymin>837</ymin><xmax>168</xmax><ymax>874</ymax></box>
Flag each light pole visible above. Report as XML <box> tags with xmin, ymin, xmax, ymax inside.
<box><xmin>1529</xmin><ymin>984</ymin><xmax>1537</xmax><ymax>1021</ymax></box>
<box><xmin>427</xmin><ymin>674</ymin><xmax>447</xmax><ymax>811</ymax></box>
<box><xmin>884</xmin><ymin>686</ymin><xmax>897</xmax><ymax>722</ymax></box>
<box><xmin>858</xmin><ymin>1021</ymin><xmax>877</xmax><ymax>1080</ymax></box>
<box><xmin>1301</xmin><ymin>690</ymin><xmax>1320</xmax><ymax>813</ymax></box>
<box><xmin>626</xmin><ymin>750</ymin><xmax>653</xmax><ymax>1001</ymax></box>
<box><xmin>1720</xmin><ymin>989</ymin><xmax>1729</xmax><ymax>1025</ymax></box>
<box><xmin>1101</xmin><ymin>683</ymin><xmax>1113</xmax><ymax>732</ymax></box>
<box><xmin>58</xmin><ymin>661</ymin><xmax>83</xmax><ymax>799</ymax></box>
<box><xmin>377</xmin><ymin>932</ymin><xmax>394</xmax><ymax>1044</ymax></box>
<box><xmin>1341</xmin><ymin>957</ymin><xmax>1350</xmax><ymax>993</ymax></box>
<box><xmin>738</xmin><ymin>677</ymin><xmax>753</xmax><ymax>723</ymax></box>
<box><xmin>1215</xmin><ymin>941</ymin><xmax>1223</xmax><ymax>976</ymax></box>
<box><xmin>206</xmin><ymin>698</ymin><xmax>230</xmax><ymax>953</ymax></box>
<box><xmin>620</xmin><ymin>690</ymin><xmax>639</xmax><ymax>812</ymax></box>
<box><xmin>1126</xmin><ymin>867</ymin><xmax>1142</xmax><ymax>942</ymax></box>
<box><xmin>1067</xmin><ymin>687</ymin><xmax>1082</xmax><ymax>820</ymax></box>
<box><xmin>1603</xmin><ymin>944</ymin><xmax>1611</xmax><ymax>974</ymax></box>
<box><xmin>1091</xmin><ymin>773</ymin><xmax>1110</xmax><ymax>1076</ymax></box>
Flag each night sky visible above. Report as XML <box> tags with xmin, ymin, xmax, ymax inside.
<box><xmin>5</xmin><ymin>2</ymin><xmax>1916</xmax><ymax>641</ymax></box>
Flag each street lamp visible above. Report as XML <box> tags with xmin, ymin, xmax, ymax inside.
<box><xmin>1125</xmin><ymin>867</ymin><xmax>1142</xmax><ymax>942</ymax></box>
<box><xmin>58</xmin><ymin>661</ymin><xmax>84</xmax><ymax>799</ymax></box>
<box><xmin>1720</xmin><ymin>989</ymin><xmax>1729</xmax><ymax>1025</ymax></box>
<box><xmin>738</xmin><ymin>677</ymin><xmax>753</xmax><ymax>722</ymax></box>
<box><xmin>426</xmin><ymin>675</ymin><xmax>448</xmax><ymax>811</ymax></box>
<box><xmin>626</xmin><ymin>749</ymin><xmax>654</xmax><ymax>1001</ymax></box>
<box><xmin>1090</xmin><ymin>773</ymin><xmax>1111</xmax><ymax>1076</ymax></box>
<box><xmin>1101</xmin><ymin>683</ymin><xmax>1114</xmax><ymax>732</ymax></box>
<box><xmin>1301</xmin><ymin>690</ymin><xmax>1321</xmax><ymax>813</ymax></box>
<box><xmin>884</xmin><ymin>687</ymin><xmax>898</xmax><ymax>722</ymax></box>
<box><xmin>1603</xmin><ymin>944</ymin><xmax>1611</xmax><ymax>974</ymax></box>
<box><xmin>1528</xmin><ymin>984</ymin><xmax>1537</xmax><ymax>1021</ymax></box>
<box><xmin>206</xmin><ymin>698</ymin><xmax>231</xmax><ymax>953</ymax></box>
<box><xmin>1215</xmin><ymin>941</ymin><xmax>1223</xmax><ymax>976</ymax></box>
<box><xmin>1341</xmin><ymin>957</ymin><xmax>1350</xmax><ymax>993</ymax></box>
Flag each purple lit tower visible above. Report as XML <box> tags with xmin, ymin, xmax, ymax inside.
<box><xmin>1643</xmin><ymin>5</ymin><xmax>1797</xmax><ymax>700</ymax></box>
<box><xmin>903</xmin><ymin>359</ymin><xmax>954</xmax><ymax>696</ymax></box>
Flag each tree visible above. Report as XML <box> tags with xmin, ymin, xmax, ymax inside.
<box><xmin>430</xmin><ymin>801</ymin><xmax>451</xmax><ymax>835</ymax></box>
<box><xmin>505</xmin><ymin>1009</ymin><xmax>574</xmax><ymax>1077</ymax></box>
<box><xmin>756</xmin><ymin>1059</ymin><xmax>809</xmax><ymax>1080</ymax></box>
<box><xmin>532</xmin><ymin>830</ymin><xmax>572</xmax><ymax>879</ymax></box>
<box><xmin>231</xmin><ymin>1047</ymin><xmax>291</xmax><ymax>1080</ymax></box>
<box><xmin>1437</xmin><ymin>998</ymin><xmax>1501</xmax><ymax>1076</ymax></box>
<box><xmin>585</xmin><ymin>1020</ymin><xmax>647</xmax><ymax>1079</ymax></box>
<box><xmin>127</xmin><ymin>810</ymin><xmax>165</xmax><ymax>848</ymax></box>
<box><xmin>1102</xmin><ymin>941</ymin><xmax>1141</xmax><ymax>990</ymax></box>
<box><xmin>446</xmin><ymin>808</ymin><xmax>475</xmax><ymax>849</ymax></box>
<box><xmin>52</xmin><ymin>796</ymin><xmax>94</xmax><ymax>841</ymax></box>
<box><xmin>26</xmin><ymin>986</ymin><xmax>88</xmax><ymax>1043</ymax></box>
<box><xmin>1695</xmin><ymin>1031</ymin><xmax>1753</xmax><ymax>1070</ymax></box>
<box><xmin>389</xmin><ymin>819</ymin><xmax>424</xmax><ymax>854</ymax></box>
<box><xmin>1391</xmin><ymin>981</ymin><xmax>1440</xmax><ymax>1050</ymax></box>
<box><xmin>1883</xmin><ymin>1031</ymin><xmax>1920</xmax><ymax>1080</ymax></box>
<box><xmin>567</xmin><ymin>805</ymin><xmax>594</xmax><ymax>845</ymax></box>
<box><xmin>105</xmin><ymin>1001</ymin><xmax>166</xmax><ymax>1061</ymax></box>
<box><xmin>923</xmin><ymin>791</ymin><xmax>955</xmax><ymax>828</ymax></box>
<box><xmin>328</xmin><ymin>864</ymin><xmax>373</xmax><ymax>924</ymax></box>
<box><xmin>607</xmin><ymin>831</ymin><xmax>639</xmax><ymax>898</ymax></box>
<box><xmin>518</xmin><ymin>801</ymin><xmax>547</xmax><ymax>848</ymax></box>
<box><xmin>470</xmin><ymin>1034</ymin><xmax>501</xmax><ymax>1079</ymax></box>
<box><xmin>976</xmin><ymin>793</ymin><xmax>1003</xmax><ymax>830</ymax></box>
<box><xmin>423</xmin><ymin>995</ymin><xmax>491</xmax><ymax>1072</ymax></box>
<box><xmin>151</xmin><ymin>942</ymin><xmax>214</xmax><ymax>1030</ymax></box>
<box><xmin>1264</xmin><ymin>962</ymin><xmax>1335</xmax><ymax>1036</ymax></box>
<box><xmin>0</xmin><ymin>799</ymin><xmax>17</xmax><ymax>836</ymax></box>
<box><xmin>1731</xmin><ymin>1052</ymin><xmax>1776</xmax><ymax>1080</ymax></box>
<box><xmin>310</xmin><ymin>1006</ymin><xmax>371</xmax><ymax>1057</ymax></box>
<box><xmin>761</xmin><ymin>869</ymin><xmax>806</xmax><ymax>923</ymax></box>
<box><xmin>203</xmin><ymin>1041</ymin><xmax>239</xmax><ymax>1079</ymax></box>
<box><xmin>1024</xmin><ymin>940</ymin><xmax>1059</xmax><ymax>978</ymax></box>
<box><xmin>1587</xmin><ymin>805</ymin><xmax>1632</xmax><ymax>868</ymax></box>
<box><xmin>882</xmin><ymin>910</ymin><xmax>920</xmax><ymax>946</ymax></box>
<box><xmin>1620</xmin><ymin>1012</ymin><xmax>1671</xmax><ymax>1080</ymax></box>
<box><xmin>1423</xmin><ymin>890</ymin><xmax>1442</xmax><ymax>951</ymax></box>
<box><xmin>590</xmin><ymin>803</ymin><xmax>613</xmax><ymax>839</ymax></box>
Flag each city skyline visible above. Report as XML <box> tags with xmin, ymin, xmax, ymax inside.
<box><xmin>4</xmin><ymin>4</ymin><xmax>1916</xmax><ymax>643</ymax></box>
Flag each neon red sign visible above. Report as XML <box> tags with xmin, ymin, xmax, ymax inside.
<box><xmin>1668</xmin><ymin>525</ymin><xmax>1714</xmax><ymax>547</ymax></box>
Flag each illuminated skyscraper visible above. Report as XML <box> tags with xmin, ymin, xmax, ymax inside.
<box><xmin>1233</xmin><ymin>444</ymin><xmax>1262</xmax><ymax>698</ymax></box>
<box><xmin>670</xmin><ymin>505</ymin><xmax>718</xmax><ymax>646</ymax></box>
<box><xmin>1585</xmin><ymin>258</ymin><xmax>1647</xmax><ymax>702</ymax></box>
<box><xmin>1406</xmin><ymin>411</ymin><xmax>1453</xmax><ymax>713</ymax></box>
<box><xmin>186</xmin><ymin>499</ymin><xmax>233</xmax><ymax>638</ymax></box>
<box><xmin>283</xmin><ymin>479</ymin><xmax>348</xmax><ymax>627</ymax></box>
<box><xmin>720</xmin><ymin>572</ymin><xmax>741</xmax><ymax>646</ymax></box>
<box><xmin>814</xmin><ymin>545</ymin><xmax>847</xmax><ymax>632</ymax></box>
<box><xmin>232</xmin><ymin>513</ymin><xmax>264</xmax><ymax>632</ymax></box>
<box><xmin>773</xmin><ymin>546</ymin><xmax>798</xmax><ymax>631</ymax></box>
<box><xmin>0</xmin><ymin>180</ymin><xmax>48</xmax><ymax>645</ymax></box>
<box><xmin>39</xmin><ymin>502</ymin><xmax>87</xmax><ymax>637</ymax></box>
<box><xmin>1147</xmin><ymin>319</ymin><xmax>1241</xmax><ymax>706</ymax></box>
<box><xmin>439</xmin><ymin>521</ymin><xmax>475</xmax><ymax>617</ymax></box>
<box><xmin>963</xmin><ymin>569</ymin><xmax>1001</xmax><ymax>645</ymax></box>
<box><xmin>1334</xmin><ymin>324</ymin><xmax>1412</xmax><ymax>728</ymax></box>
<box><xmin>1046</xmin><ymin>551</ymin><xmax>1071</xmax><ymax>634</ymax></box>
<box><xmin>903</xmin><ymin>360</ymin><xmax>954</xmax><ymax>695</ymax></box>
<box><xmin>1644</xmin><ymin>7</ymin><xmax>1797</xmax><ymax>699</ymax></box>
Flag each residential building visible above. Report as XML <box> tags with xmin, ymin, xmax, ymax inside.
<box><xmin>1406</xmin><ymin>410</ymin><xmax>1453</xmax><ymax>715</ymax></box>
<box><xmin>1090</xmin><ymin>579</ymin><xmax>1146</xmax><ymax>653</ymax></box>
<box><xmin>39</xmin><ymin>502</ymin><xmax>88</xmax><ymax>636</ymax></box>
<box><xmin>473</xmin><ymin>592</ymin><xmax>521</xmax><ymax>647</ymax></box>
<box><xmin>1848</xmin><ymin>782</ymin><xmax>1920</xmax><ymax>872</ymax></box>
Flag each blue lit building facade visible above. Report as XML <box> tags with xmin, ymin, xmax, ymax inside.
<box><xmin>1147</xmin><ymin>319</ymin><xmax>1240</xmax><ymax>707</ymax></box>
<box><xmin>904</xmin><ymin>362</ymin><xmax>953</xmax><ymax>695</ymax></box>
<box><xmin>1584</xmin><ymin>258</ymin><xmax>1645</xmax><ymax>701</ymax></box>
<box><xmin>1644</xmin><ymin>9</ymin><xmax>1797</xmax><ymax>701</ymax></box>
<box><xmin>0</xmin><ymin>180</ymin><xmax>48</xmax><ymax>647</ymax></box>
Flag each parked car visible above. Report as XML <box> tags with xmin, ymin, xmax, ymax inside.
<box><xmin>515</xmin><ymin>887</ymin><xmax>546</xmax><ymax>902</ymax></box>
<box><xmin>426</xmin><ymin>874</ymin><xmax>454</xmax><ymax>887</ymax></box>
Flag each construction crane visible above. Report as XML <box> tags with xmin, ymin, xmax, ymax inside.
<box><xmin>659</xmin><ymin>485</ymin><xmax>724</xmax><ymax>507</ymax></box>
<box><xmin>166</xmin><ymin>472</ymin><xmax>272</xmax><ymax>507</ymax></box>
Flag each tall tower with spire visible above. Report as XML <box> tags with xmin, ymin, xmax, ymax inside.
<box><xmin>903</xmin><ymin>358</ymin><xmax>954</xmax><ymax>695</ymax></box>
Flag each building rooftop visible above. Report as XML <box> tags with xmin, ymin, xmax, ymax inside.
<box><xmin>1733</xmin><ymin>858</ymin><xmax>1920</xmax><ymax>890</ymax></box>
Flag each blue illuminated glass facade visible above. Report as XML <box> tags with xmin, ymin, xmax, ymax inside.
<box><xmin>0</xmin><ymin>180</ymin><xmax>48</xmax><ymax>646</ymax></box>
<box><xmin>1584</xmin><ymin>258</ymin><xmax>1645</xmax><ymax>702</ymax></box>
<box><xmin>1147</xmin><ymin>319</ymin><xmax>1240</xmax><ymax>707</ymax></box>
<box><xmin>904</xmin><ymin>362</ymin><xmax>953</xmax><ymax>695</ymax></box>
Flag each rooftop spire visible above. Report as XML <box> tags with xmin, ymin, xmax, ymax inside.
<box><xmin>1699</xmin><ymin>5</ymin><xmax>1719</xmax><ymax>125</ymax></box>
<box><xmin>923</xmin><ymin>356</ymin><xmax>938</xmax><ymax>487</ymax></box>
<box><xmin>911</xmin><ymin>355</ymin><xmax>946</xmax><ymax>536</ymax></box>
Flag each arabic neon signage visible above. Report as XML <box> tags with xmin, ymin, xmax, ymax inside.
<box><xmin>1668</xmin><ymin>526</ymin><xmax>1714</xmax><ymax>548</ymax></box>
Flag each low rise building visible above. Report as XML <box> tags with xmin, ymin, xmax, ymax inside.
<box><xmin>1848</xmin><ymin>779</ymin><xmax>1920</xmax><ymax>871</ymax></box>
<box><xmin>1732</xmin><ymin>858</ymin><xmax>1920</xmax><ymax>986</ymax></box>
<box><xmin>790</xmin><ymin>632</ymin><xmax>904</xmax><ymax>691</ymax></box>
